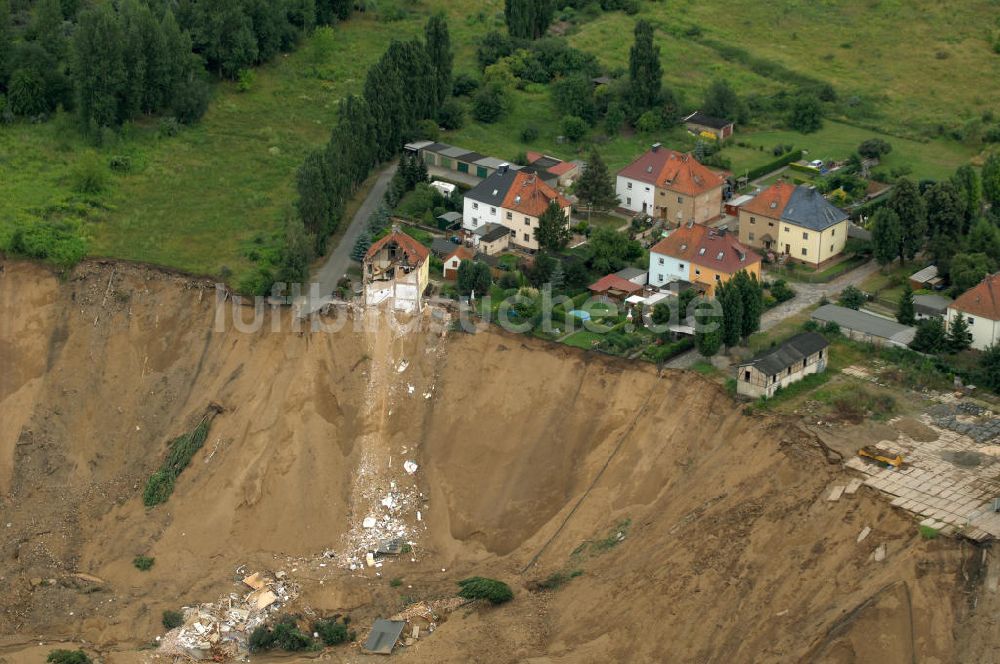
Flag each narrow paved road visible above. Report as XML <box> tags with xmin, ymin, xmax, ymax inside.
<box><xmin>665</xmin><ymin>259</ymin><xmax>882</xmax><ymax>369</ymax></box>
<box><xmin>302</xmin><ymin>162</ymin><xmax>398</xmax><ymax>314</ymax></box>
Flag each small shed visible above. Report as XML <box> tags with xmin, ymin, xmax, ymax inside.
<box><xmin>443</xmin><ymin>245</ymin><xmax>475</xmax><ymax>279</ymax></box>
<box><xmin>436</xmin><ymin>210</ymin><xmax>462</xmax><ymax>228</ymax></box>
<box><xmin>811</xmin><ymin>304</ymin><xmax>915</xmax><ymax>347</ymax></box>
<box><xmin>364</xmin><ymin>619</ymin><xmax>406</xmax><ymax>655</ymax></box>
<box><xmin>473</xmin><ymin>223</ymin><xmax>511</xmax><ymax>256</ymax></box>
<box><xmin>736</xmin><ymin>332</ymin><xmax>829</xmax><ymax>399</ymax></box>
<box><xmin>613</xmin><ymin>266</ymin><xmax>648</xmax><ymax>287</ymax></box>
<box><xmin>682</xmin><ymin>111</ymin><xmax>735</xmax><ymax>141</ymax></box>
<box><xmin>588</xmin><ymin>273</ymin><xmax>643</xmax><ymax>302</ymax></box>
<box><xmin>909</xmin><ymin>265</ymin><xmax>942</xmax><ymax>290</ymax></box>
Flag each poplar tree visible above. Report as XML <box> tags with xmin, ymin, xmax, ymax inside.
<box><xmin>73</xmin><ymin>4</ymin><xmax>126</xmax><ymax>133</ymax></box>
<box><xmin>627</xmin><ymin>20</ymin><xmax>661</xmax><ymax>116</ymax></box>
<box><xmin>951</xmin><ymin>164</ymin><xmax>981</xmax><ymax>230</ymax></box>
<box><xmin>886</xmin><ymin>178</ymin><xmax>927</xmax><ymax>261</ymax></box>
<box><xmin>717</xmin><ymin>280</ymin><xmax>743</xmax><ymax>348</ymax></box>
<box><xmin>424</xmin><ymin>13</ymin><xmax>452</xmax><ymax>109</ymax></box>
<box><xmin>33</xmin><ymin>0</ymin><xmax>66</xmax><ymax>60</ymax></box>
<box><xmin>0</xmin><ymin>0</ymin><xmax>10</xmax><ymax>82</ymax></box>
<box><xmin>870</xmin><ymin>207</ymin><xmax>902</xmax><ymax>266</ymax></box>
<box><xmin>924</xmin><ymin>181</ymin><xmax>963</xmax><ymax>271</ymax></box>
<box><xmin>734</xmin><ymin>271</ymin><xmax>763</xmax><ymax>341</ymax></box>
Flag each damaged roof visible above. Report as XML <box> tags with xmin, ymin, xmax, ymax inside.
<box><xmin>740</xmin><ymin>332</ymin><xmax>829</xmax><ymax>377</ymax></box>
<box><xmin>364</xmin><ymin>619</ymin><xmax>406</xmax><ymax>655</ymax></box>
<box><xmin>364</xmin><ymin>230</ymin><xmax>430</xmax><ymax>265</ymax></box>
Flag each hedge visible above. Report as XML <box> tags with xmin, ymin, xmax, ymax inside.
<box><xmin>744</xmin><ymin>149</ymin><xmax>803</xmax><ymax>181</ymax></box>
<box><xmin>787</xmin><ymin>162</ymin><xmax>820</xmax><ymax>175</ymax></box>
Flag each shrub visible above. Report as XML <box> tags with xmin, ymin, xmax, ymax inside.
<box><xmin>144</xmin><ymin>419</ymin><xmax>211</xmax><ymax>507</ymax></box>
<box><xmin>7</xmin><ymin>221</ymin><xmax>87</xmax><ymax>268</ymax></box>
<box><xmin>635</xmin><ymin>110</ymin><xmax>661</xmax><ymax>133</ymax></box>
<box><xmin>313</xmin><ymin>618</ymin><xmax>349</xmax><ymax>645</ymax></box>
<box><xmin>172</xmin><ymin>76</ymin><xmax>211</xmax><ymax>124</ymax></box>
<box><xmin>389</xmin><ymin>577</ymin><xmax>403</xmax><ymax>587</ymax></box>
<box><xmin>71</xmin><ymin>157</ymin><xmax>109</xmax><ymax>195</ymax></box>
<box><xmin>143</xmin><ymin>470</ymin><xmax>175</xmax><ymax>507</ymax></box>
<box><xmin>769</xmin><ymin>279</ymin><xmax>795</xmax><ymax>303</ymax></box>
<box><xmin>158</xmin><ymin>117</ymin><xmax>180</xmax><ymax>138</ymax></box>
<box><xmin>47</xmin><ymin>651</ymin><xmax>92</xmax><ymax>664</ymax></box>
<box><xmin>162</xmin><ymin>610</ymin><xmax>184</xmax><ymax>630</ymax></box>
<box><xmin>838</xmin><ymin>285</ymin><xmax>866</xmax><ymax>310</ymax></box>
<box><xmin>521</xmin><ymin>125</ymin><xmax>539</xmax><ymax>143</ymax></box>
<box><xmin>133</xmin><ymin>555</ymin><xmax>155</xmax><ymax>571</ymax></box>
<box><xmin>457</xmin><ymin>577</ymin><xmax>514</xmax><ymax>605</ymax></box>
<box><xmin>236</xmin><ymin>69</ymin><xmax>255</xmax><ymax>92</ymax></box>
<box><xmin>436</xmin><ymin>98</ymin><xmax>465</xmax><ymax>130</ymax></box>
<box><xmin>251</xmin><ymin>616</ymin><xmax>314</xmax><ymax>652</ymax></box>
<box><xmin>919</xmin><ymin>524</ymin><xmax>939</xmax><ymax>540</ymax></box>
<box><xmin>452</xmin><ymin>73</ymin><xmax>479</xmax><ymax>96</ymax></box>
<box><xmin>249</xmin><ymin>625</ymin><xmax>276</xmax><ymax>652</ymax></box>
<box><xmin>561</xmin><ymin>115</ymin><xmax>588</xmax><ymax>141</ymax></box>
<box><xmin>109</xmin><ymin>155</ymin><xmax>133</xmax><ymax>174</ymax></box>
<box><xmin>822</xmin><ymin>321</ymin><xmax>840</xmax><ymax>336</ymax></box>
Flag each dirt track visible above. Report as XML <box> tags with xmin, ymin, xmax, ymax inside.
<box><xmin>0</xmin><ymin>260</ymin><xmax>987</xmax><ymax>663</ymax></box>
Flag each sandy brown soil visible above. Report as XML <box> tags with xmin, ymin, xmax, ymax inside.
<box><xmin>0</xmin><ymin>260</ymin><xmax>989</xmax><ymax>663</ymax></box>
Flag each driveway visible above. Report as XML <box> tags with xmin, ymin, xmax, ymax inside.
<box><xmin>664</xmin><ymin>259</ymin><xmax>881</xmax><ymax>368</ymax></box>
<box><xmin>301</xmin><ymin>162</ymin><xmax>398</xmax><ymax>314</ymax></box>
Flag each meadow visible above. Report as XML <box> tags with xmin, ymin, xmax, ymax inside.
<box><xmin>1</xmin><ymin>0</ymin><xmax>996</xmax><ymax>282</ymax></box>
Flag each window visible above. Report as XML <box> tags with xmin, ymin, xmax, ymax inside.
<box><xmin>645</xmin><ymin>186</ymin><xmax>650</xmax><ymax>192</ymax></box>
<box><xmin>743</xmin><ymin>370</ymin><xmax>751</xmax><ymax>382</ymax></box>
<box><xmin>748</xmin><ymin>232</ymin><xmax>755</xmax><ymax>241</ymax></box>
<box><xmin>626</xmin><ymin>197</ymin><xmax>632</xmax><ymax>206</ymax></box>
<box><xmin>768</xmin><ymin>221</ymin><xmax>774</xmax><ymax>227</ymax></box>
<box><xmin>524</xmin><ymin>218</ymin><xmax>530</xmax><ymax>226</ymax></box>
<box><xmin>678</xmin><ymin>263</ymin><xmax>685</xmax><ymax>270</ymax></box>
<box><xmin>968</xmin><ymin>316</ymin><xmax>975</xmax><ymax>325</ymax></box>
<box><xmin>490</xmin><ymin>207</ymin><xmax>496</xmax><ymax>214</ymax></box>
<box><xmin>831</xmin><ymin>228</ymin><xmax>836</xmax><ymax>236</ymax></box>
<box><xmin>509</xmin><ymin>229</ymin><xmax>516</xmax><ymax>236</ymax></box>
<box><xmin>658</xmin><ymin>257</ymin><xmax>664</xmax><ymax>265</ymax></box>
<box><xmin>830</xmin><ymin>244</ymin><xmax>834</xmax><ymax>252</ymax></box>
<box><xmin>802</xmin><ymin>231</ymin><xmax>808</xmax><ymax>240</ymax></box>
<box><xmin>784</xmin><ymin>226</ymin><xmax>790</xmax><ymax>232</ymax></box>
<box><xmin>523</xmin><ymin>233</ymin><xmax>530</xmax><ymax>242</ymax></box>
<box><xmin>714</xmin><ymin>274</ymin><xmax>721</xmax><ymax>281</ymax></box>
<box><xmin>472</xmin><ymin>202</ymin><xmax>479</xmax><ymax>210</ymax></box>
<box><xmin>677</xmin><ymin>196</ymin><xmax>683</xmax><ymax>204</ymax></box>
<box><xmin>627</xmin><ymin>182</ymin><xmax>633</xmax><ymax>190</ymax></box>
<box><xmin>750</xmin><ymin>216</ymin><xmax>756</xmax><ymax>224</ymax></box>
<box><xmin>801</xmin><ymin>247</ymin><xmax>808</xmax><ymax>256</ymax></box>
<box><xmin>695</xmin><ymin>268</ymin><xmax>701</xmax><ymax>276</ymax></box>
<box><xmin>819</xmin><ymin>349</ymin><xmax>823</xmax><ymax>359</ymax></box>
<box><xmin>506</xmin><ymin>211</ymin><xmax>512</xmax><ymax>220</ymax></box>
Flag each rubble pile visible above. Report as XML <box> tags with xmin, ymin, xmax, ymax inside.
<box><xmin>388</xmin><ymin>597</ymin><xmax>467</xmax><ymax>648</ymax></box>
<box><xmin>157</xmin><ymin>570</ymin><xmax>300</xmax><ymax>662</ymax></box>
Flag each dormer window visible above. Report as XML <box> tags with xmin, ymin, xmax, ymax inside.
<box><xmin>716</xmin><ymin>251</ymin><xmax>724</xmax><ymax>260</ymax></box>
<box><xmin>698</xmin><ymin>248</ymin><xmax>706</xmax><ymax>255</ymax></box>
<box><xmin>680</xmin><ymin>243</ymin><xmax>687</xmax><ymax>251</ymax></box>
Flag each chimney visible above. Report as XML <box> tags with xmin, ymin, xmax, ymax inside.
<box><xmin>498</xmin><ymin>163</ymin><xmax>509</xmax><ymax>174</ymax></box>
<box><xmin>651</xmin><ymin>143</ymin><xmax>661</xmax><ymax>152</ymax></box>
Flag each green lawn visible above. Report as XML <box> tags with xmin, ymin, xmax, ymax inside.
<box><xmin>562</xmin><ymin>329</ymin><xmax>604</xmax><ymax>349</ymax></box>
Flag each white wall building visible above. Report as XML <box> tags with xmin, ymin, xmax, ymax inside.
<box><xmin>947</xmin><ymin>273</ymin><xmax>1000</xmax><ymax>350</ymax></box>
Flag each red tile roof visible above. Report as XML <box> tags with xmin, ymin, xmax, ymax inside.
<box><xmin>365</xmin><ymin>230</ymin><xmax>430</xmax><ymax>265</ymax></box>
<box><xmin>656</xmin><ymin>152</ymin><xmax>725</xmax><ymax>197</ymax></box>
<box><xmin>445</xmin><ymin>245</ymin><xmax>475</xmax><ymax>263</ymax></box>
<box><xmin>547</xmin><ymin>161</ymin><xmax>578</xmax><ymax>176</ymax></box>
<box><xmin>951</xmin><ymin>272</ymin><xmax>1000</xmax><ymax>320</ymax></box>
<box><xmin>525</xmin><ymin>150</ymin><xmax>544</xmax><ymax>163</ymax></box>
<box><xmin>618</xmin><ymin>148</ymin><xmax>723</xmax><ymax>196</ymax></box>
<box><xmin>740</xmin><ymin>180</ymin><xmax>796</xmax><ymax>218</ymax></box>
<box><xmin>650</xmin><ymin>223</ymin><xmax>760</xmax><ymax>276</ymax></box>
<box><xmin>589</xmin><ymin>273</ymin><xmax>644</xmax><ymax>294</ymax></box>
<box><xmin>502</xmin><ymin>171</ymin><xmax>571</xmax><ymax>218</ymax></box>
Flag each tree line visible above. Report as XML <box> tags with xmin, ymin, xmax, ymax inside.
<box><xmin>271</xmin><ymin>14</ymin><xmax>453</xmax><ymax>294</ymax></box>
<box><xmin>871</xmin><ymin>154</ymin><xmax>1000</xmax><ymax>296</ymax></box>
<box><xmin>0</xmin><ymin>0</ymin><xmax>353</xmax><ymax>132</ymax></box>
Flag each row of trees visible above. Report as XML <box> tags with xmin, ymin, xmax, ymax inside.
<box><xmin>291</xmin><ymin>15</ymin><xmax>452</xmax><ymax>279</ymax></box>
<box><xmin>871</xmin><ymin>154</ymin><xmax>1000</xmax><ymax>294</ymax></box>
<box><xmin>0</xmin><ymin>0</ymin><xmax>353</xmax><ymax>131</ymax></box>
<box><xmin>695</xmin><ymin>272</ymin><xmax>765</xmax><ymax>357</ymax></box>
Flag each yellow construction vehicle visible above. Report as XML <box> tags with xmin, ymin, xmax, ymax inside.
<box><xmin>859</xmin><ymin>446</ymin><xmax>904</xmax><ymax>468</ymax></box>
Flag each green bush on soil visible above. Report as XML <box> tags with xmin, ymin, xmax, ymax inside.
<box><xmin>457</xmin><ymin>577</ymin><xmax>514</xmax><ymax>605</ymax></box>
<box><xmin>133</xmin><ymin>555</ymin><xmax>155</xmax><ymax>571</ymax></box>
<box><xmin>47</xmin><ymin>650</ymin><xmax>92</xmax><ymax>664</ymax></box>
<box><xmin>249</xmin><ymin>616</ymin><xmax>316</xmax><ymax>652</ymax></box>
<box><xmin>143</xmin><ymin>419</ymin><xmax>212</xmax><ymax>507</ymax></box>
<box><xmin>162</xmin><ymin>610</ymin><xmax>184</xmax><ymax>630</ymax></box>
<box><xmin>313</xmin><ymin>617</ymin><xmax>350</xmax><ymax>645</ymax></box>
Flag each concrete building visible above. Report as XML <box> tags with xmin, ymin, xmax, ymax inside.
<box><xmin>811</xmin><ymin>304</ymin><xmax>915</xmax><ymax>347</ymax></box>
<box><xmin>648</xmin><ymin>223</ymin><xmax>760</xmax><ymax>297</ymax></box>
<box><xmin>947</xmin><ymin>273</ymin><xmax>1000</xmax><ymax>350</ymax></box>
<box><xmin>363</xmin><ymin>229</ymin><xmax>430</xmax><ymax>313</ymax></box>
<box><xmin>738</xmin><ymin>181</ymin><xmax>849</xmax><ymax>266</ymax></box>
<box><xmin>616</xmin><ymin>145</ymin><xmax>724</xmax><ymax>223</ymax></box>
<box><xmin>736</xmin><ymin>332</ymin><xmax>829</xmax><ymax>399</ymax></box>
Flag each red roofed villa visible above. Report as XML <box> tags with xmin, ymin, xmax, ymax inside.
<box><xmin>616</xmin><ymin>143</ymin><xmax>725</xmax><ymax>224</ymax></box>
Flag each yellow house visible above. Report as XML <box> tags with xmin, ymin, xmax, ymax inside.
<box><xmin>738</xmin><ymin>181</ymin><xmax>849</xmax><ymax>266</ymax></box>
<box><xmin>649</xmin><ymin>223</ymin><xmax>761</xmax><ymax>298</ymax></box>
<box><xmin>362</xmin><ymin>228</ymin><xmax>431</xmax><ymax>312</ymax></box>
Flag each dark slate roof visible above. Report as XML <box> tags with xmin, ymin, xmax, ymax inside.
<box><xmin>476</xmin><ymin>223</ymin><xmax>510</xmax><ymax>243</ymax></box>
<box><xmin>614</xmin><ymin>267</ymin><xmax>647</xmax><ymax>281</ymax></box>
<box><xmin>422</xmin><ymin>142</ymin><xmax>450</xmax><ymax>153</ymax></box>
<box><xmin>914</xmin><ymin>294</ymin><xmax>950</xmax><ymax>316</ymax></box>
<box><xmin>364</xmin><ymin>619</ymin><xmax>406</xmax><ymax>655</ymax></box>
<box><xmin>456</xmin><ymin>151</ymin><xmax>485</xmax><ymax>163</ymax></box>
<box><xmin>741</xmin><ymin>332</ymin><xmax>829</xmax><ymax>376</ymax></box>
<box><xmin>465</xmin><ymin>168</ymin><xmax>519</xmax><ymax>206</ymax></box>
<box><xmin>780</xmin><ymin>186</ymin><xmax>849</xmax><ymax>232</ymax></box>
<box><xmin>683</xmin><ymin>111</ymin><xmax>733</xmax><ymax>129</ymax></box>
<box><xmin>431</xmin><ymin>237</ymin><xmax>459</xmax><ymax>257</ymax></box>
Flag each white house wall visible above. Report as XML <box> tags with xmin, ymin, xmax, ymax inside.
<box><xmin>947</xmin><ymin>308</ymin><xmax>1000</xmax><ymax>351</ymax></box>
<box><xmin>648</xmin><ymin>250</ymin><xmax>689</xmax><ymax>287</ymax></box>
<box><xmin>616</xmin><ymin>176</ymin><xmax>655</xmax><ymax>214</ymax></box>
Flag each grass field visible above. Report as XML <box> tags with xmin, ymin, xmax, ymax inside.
<box><xmin>1</xmin><ymin>0</ymin><xmax>996</xmax><ymax>282</ymax></box>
